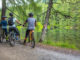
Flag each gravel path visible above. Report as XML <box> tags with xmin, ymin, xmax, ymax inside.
<box><xmin>0</xmin><ymin>43</ymin><xmax>80</xmax><ymax>60</ymax></box>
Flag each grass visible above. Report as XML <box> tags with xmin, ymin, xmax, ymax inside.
<box><xmin>17</xmin><ymin>27</ymin><xmax>79</xmax><ymax>50</ymax></box>
<box><xmin>42</xmin><ymin>40</ymin><xmax>78</xmax><ymax>50</ymax></box>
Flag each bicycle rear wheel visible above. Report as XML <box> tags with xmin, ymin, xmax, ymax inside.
<box><xmin>31</xmin><ymin>39</ymin><xmax>35</xmax><ymax>48</ymax></box>
<box><xmin>30</xmin><ymin>32</ymin><xmax>35</xmax><ymax>48</ymax></box>
<box><xmin>9</xmin><ymin>37</ymin><xmax>15</xmax><ymax>47</ymax></box>
<box><xmin>9</xmin><ymin>32</ymin><xmax>16</xmax><ymax>47</ymax></box>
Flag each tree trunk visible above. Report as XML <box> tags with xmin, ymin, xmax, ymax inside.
<box><xmin>1</xmin><ymin>0</ymin><xmax>6</xmax><ymax>20</ymax></box>
<box><xmin>0</xmin><ymin>0</ymin><xmax>6</xmax><ymax>34</ymax></box>
<box><xmin>39</xmin><ymin>0</ymin><xmax>53</xmax><ymax>42</ymax></box>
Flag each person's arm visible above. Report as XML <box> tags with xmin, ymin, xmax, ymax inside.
<box><xmin>23</xmin><ymin>19</ymin><xmax>28</xmax><ymax>26</ymax></box>
<box><xmin>16</xmin><ymin>20</ymin><xmax>22</xmax><ymax>25</ymax></box>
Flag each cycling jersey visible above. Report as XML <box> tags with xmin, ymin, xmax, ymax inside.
<box><xmin>26</xmin><ymin>17</ymin><xmax>36</xmax><ymax>30</ymax></box>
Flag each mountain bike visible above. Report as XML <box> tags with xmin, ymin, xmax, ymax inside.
<box><xmin>8</xmin><ymin>29</ymin><xmax>20</xmax><ymax>47</ymax></box>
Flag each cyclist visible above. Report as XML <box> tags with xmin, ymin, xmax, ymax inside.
<box><xmin>8</xmin><ymin>13</ymin><xmax>22</xmax><ymax>40</ymax></box>
<box><xmin>23</xmin><ymin>13</ymin><xmax>37</xmax><ymax>45</ymax></box>
<box><xmin>0</xmin><ymin>16</ymin><xmax>8</xmax><ymax>42</ymax></box>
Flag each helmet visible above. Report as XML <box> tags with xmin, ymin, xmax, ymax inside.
<box><xmin>9</xmin><ymin>13</ymin><xmax>13</xmax><ymax>16</ymax></box>
<box><xmin>29</xmin><ymin>13</ymin><xmax>33</xmax><ymax>17</ymax></box>
<box><xmin>2</xmin><ymin>16</ymin><xmax>7</xmax><ymax>18</ymax></box>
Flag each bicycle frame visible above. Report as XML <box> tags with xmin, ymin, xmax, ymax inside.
<box><xmin>29</xmin><ymin>30</ymin><xmax>35</xmax><ymax>48</ymax></box>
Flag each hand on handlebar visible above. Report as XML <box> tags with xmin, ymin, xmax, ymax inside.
<box><xmin>17</xmin><ymin>24</ymin><xmax>23</xmax><ymax>26</ymax></box>
<box><xmin>20</xmin><ymin>24</ymin><xmax>22</xmax><ymax>25</ymax></box>
<box><xmin>23</xmin><ymin>25</ymin><xmax>25</xmax><ymax>27</ymax></box>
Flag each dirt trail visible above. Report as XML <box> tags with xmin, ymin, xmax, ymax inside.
<box><xmin>0</xmin><ymin>43</ymin><xmax>80</xmax><ymax>60</ymax></box>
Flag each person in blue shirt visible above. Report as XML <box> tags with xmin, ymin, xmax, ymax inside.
<box><xmin>1</xmin><ymin>16</ymin><xmax>8</xmax><ymax>38</ymax></box>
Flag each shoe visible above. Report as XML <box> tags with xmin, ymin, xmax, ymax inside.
<box><xmin>23</xmin><ymin>40</ymin><xmax>26</xmax><ymax>45</ymax></box>
<box><xmin>0</xmin><ymin>40</ymin><xmax>2</xmax><ymax>43</ymax></box>
<box><xmin>6</xmin><ymin>40</ymin><xmax>9</xmax><ymax>43</ymax></box>
<box><xmin>16</xmin><ymin>37</ymin><xmax>19</xmax><ymax>40</ymax></box>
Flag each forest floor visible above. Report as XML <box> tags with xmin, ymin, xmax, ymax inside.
<box><xmin>0</xmin><ymin>42</ymin><xmax>80</xmax><ymax>60</ymax></box>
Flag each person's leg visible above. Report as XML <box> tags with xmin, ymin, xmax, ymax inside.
<box><xmin>13</xmin><ymin>27</ymin><xmax>20</xmax><ymax>40</ymax></box>
<box><xmin>4</xmin><ymin>28</ymin><xmax>8</xmax><ymax>41</ymax></box>
<box><xmin>2</xmin><ymin>29</ymin><xmax>5</xmax><ymax>38</ymax></box>
<box><xmin>23</xmin><ymin>30</ymin><xmax>29</xmax><ymax>45</ymax></box>
<box><xmin>14</xmin><ymin>27</ymin><xmax>20</xmax><ymax>36</ymax></box>
<box><xmin>9</xmin><ymin>27</ymin><xmax>12</xmax><ymax>33</ymax></box>
<box><xmin>5</xmin><ymin>28</ymin><xmax>7</xmax><ymax>37</ymax></box>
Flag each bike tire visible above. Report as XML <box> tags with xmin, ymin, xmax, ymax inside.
<box><xmin>0</xmin><ymin>36</ymin><xmax>3</xmax><ymax>43</ymax></box>
<box><xmin>9</xmin><ymin>32</ymin><xmax>16</xmax><ymax>47</ymax></box>
<box><xmin>9</xmin><ymin>37</ymin><xmax>15</xmax><ymax>47</ymax></box>
<box><xmin>31</xmin><ymin>39</ymin><xmax>35</xmax><ymax>48</ymax></box>
<box><xmin>30</xmin><ymin>31</ymin><xmax>35</xmax><ymax>48</ymax></box>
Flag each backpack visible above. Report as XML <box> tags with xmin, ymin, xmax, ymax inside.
<box><xmin>8</xmin><ymin>17</ymin><xmax>14</xmax><ymax>26</ymax></box>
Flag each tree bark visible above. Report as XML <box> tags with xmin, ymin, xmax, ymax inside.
<box><xmin>39</xmin><ymin>0</ymin><xmax>53</xmax><ymax>42</ymax></box>
<box><xmin>0</xmin><ymin>0</ymin><xmax>6</xmax><ymax>34</ymax></box>
<box><xmin>1</xmin><ymin>0</ymin><xmax>6</xmax><ymax>20</ymax></box>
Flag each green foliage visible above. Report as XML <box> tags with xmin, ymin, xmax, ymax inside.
<box><xmin>6</xmin><ymin>0</ymin><xmax>42</xmax><ymax>21</ymax></box>
<box><xmin>35</xmin><ymin>22</ymin><xmax>43</xmax><ymax>32</ymax></box>
<box><xmin>0</xmin><ymin>0</ymin><xmax>80</xmax><ymax>50</ymax></box>
<box><xmin>43</xmin><ymin>40</ymin><xmax>78</xmax><ymax>50</ymax></box>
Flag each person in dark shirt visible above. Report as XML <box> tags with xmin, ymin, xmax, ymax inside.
<box><xmin>1</xmin><ymin>16</ymin><xmax>8</xmax><ymax>39</ymax></box>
